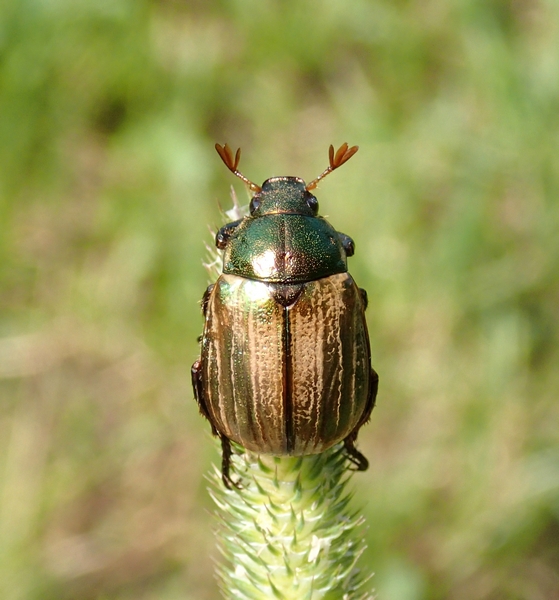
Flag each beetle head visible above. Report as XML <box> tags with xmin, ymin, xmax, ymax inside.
<box><xmin>215</xmin><ymin>142</ymin><xmax>359</xmax><ymax>218</ymax></box>
<box><xmin>249</xmin><ymin>177</ymin><xmax>319</xmax><ymax>217</ymax></box>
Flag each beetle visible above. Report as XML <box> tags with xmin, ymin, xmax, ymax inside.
<box><xmin>192</xmin><ymin>143</ymin><xmax>378</xmax><ymax>488</ymax></box>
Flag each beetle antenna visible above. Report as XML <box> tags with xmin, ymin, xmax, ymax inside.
<box><xmin>306</xmin><ymin>143</ymin><xmax>359</xmax><ymax>191</ymax></box>
<box><xmin>215</xmin><ymin>143</ymin><xmax>262</xmax><ymax>192</ymax></box>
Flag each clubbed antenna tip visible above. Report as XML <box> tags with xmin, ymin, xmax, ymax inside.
<box><xmin>215</xmin><ymin>143</ymin><xmax>262</xmax><ymax>192</ymax></box>
<box><xmin>306</xmin><ymin>143</ymin><xmax>359</xmax><ymax>191</ymax></box>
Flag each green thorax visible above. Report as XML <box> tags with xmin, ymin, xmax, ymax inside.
<box><xmin>223</xmin><ymin>177</ymin><xmax>347</xmax><ymax>283</ymax></box>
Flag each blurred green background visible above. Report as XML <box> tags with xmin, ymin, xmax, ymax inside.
<box><xmin>1</xmin><ymin>0</ymin><xmax>558</xmax><ymax>598</ymax></box>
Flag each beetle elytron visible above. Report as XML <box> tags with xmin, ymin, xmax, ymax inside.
<box><xmin>192</xmin><ymin>143</ymin><xmax>378</xmax><ymax>487</ymax></box>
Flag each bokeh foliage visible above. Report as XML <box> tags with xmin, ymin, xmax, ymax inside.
<box><xmin>1</xmin><ymin>0</ymin><xmax>558</xmax><ymax>598</ymax></box>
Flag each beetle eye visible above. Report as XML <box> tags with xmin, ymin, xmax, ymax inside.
<box><xmin>306</xmin><ymin>195</ymin><xmax>319</xmax><ymax>214</ymax></box>
<box><xmin>250</xmin><ymin>197</ymin><xmax>261</xmax><ymax>214</ymax></box>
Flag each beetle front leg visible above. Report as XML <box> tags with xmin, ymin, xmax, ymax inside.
<box><xmin>338</xmin><ymin>232</ymin><xmax>355</xmax><ymax>257</ymax></box>
<box><xmin>216</xmin><ymin>219</ymin><xmax>243</xmax><ymax>249</ymax></box>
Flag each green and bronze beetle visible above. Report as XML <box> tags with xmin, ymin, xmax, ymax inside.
<box><xmin>192</xmin><ymin>143</ymin><xmax>378</xmax><ymax>487</ymax></box>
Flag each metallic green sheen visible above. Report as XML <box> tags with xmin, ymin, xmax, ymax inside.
<box><xmin>250</xmin><ymin>177</ymin><xmax>315</xmax><ymax>217</ymax></box>
<box><xmin>223</xmin><ymin>214</ymin><xmax>347</xmax><ymax>283</ymax></box>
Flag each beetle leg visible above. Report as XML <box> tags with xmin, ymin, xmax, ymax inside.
<box><xmin>191</xmin><ymin>358</ymin><xmax>218</xmax><ymax>436</ymax></box>
<box><xmin>338</xmin><ymin>232</ymin><xmax>355</xmax><ymax>257</ymax></box>
<box><xmin>360</xmin><ymin>366</ymin><xmax>379</xmax><ymax>427</ymax></box>
<box><xmin>343</xmin><ymin>366</ymin><xmax>379</xmax><ymax>471</ymax></box>
<box><xmin>201</xmin><ymin>284</ymin><xmax>214</xmax><ymax>317</ymax></box>
<box><xmin>216</xmin><ymin>219</ymin><xmax>243</xmax><ymax>250</ymax></box>
<box><xmin>343</xmin><ymin>432</ymin><xmax>369</xmax><ymax>471</ymax></box>
<box><xmin>359</xmin><ymin>288</ymin><xmax>368</xmax><ymax>311</ymax></box>
<box><xmin>220</xmin><ymin>434</ymin><xmax>242</xmax><ymax>490</ymax></box>
<box><xmin>192</xmin><ymin>359</ymin><xmax>242</xmax><ymax>489</ymax></box>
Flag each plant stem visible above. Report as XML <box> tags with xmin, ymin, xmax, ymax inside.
<box><xmin>210</xmin><ymin>444</ymin><xmax>374</xmax><ymax>600</ymax></box>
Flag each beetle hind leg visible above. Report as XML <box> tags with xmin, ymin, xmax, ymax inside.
<box><xmin>343</xmin><ymin>432</ymin><xmax>369</xmax><ymax>471</ymax></box>
<box><xmin>192</xmin><ymin>359</ymin><xmax>242</xmax><ymax>489</ymax></box>
<box><xmin>343</xmin><ymin>366</ymin><xmax>379</xmax><ymax>471</ymax></box>
<box><xmin>191</xmin><ymin>358</ymin><xmax>218</xmax><ymax>436</ymax></box>
<box><xmin>359</xmin><ymin>288</ymin><xmax>368</xmax><ymax>310</ymax></box>
<box><xmin>220</xmin><ymin>435</ymin><xmax>242</xmax><ymax>490</ymax></box>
